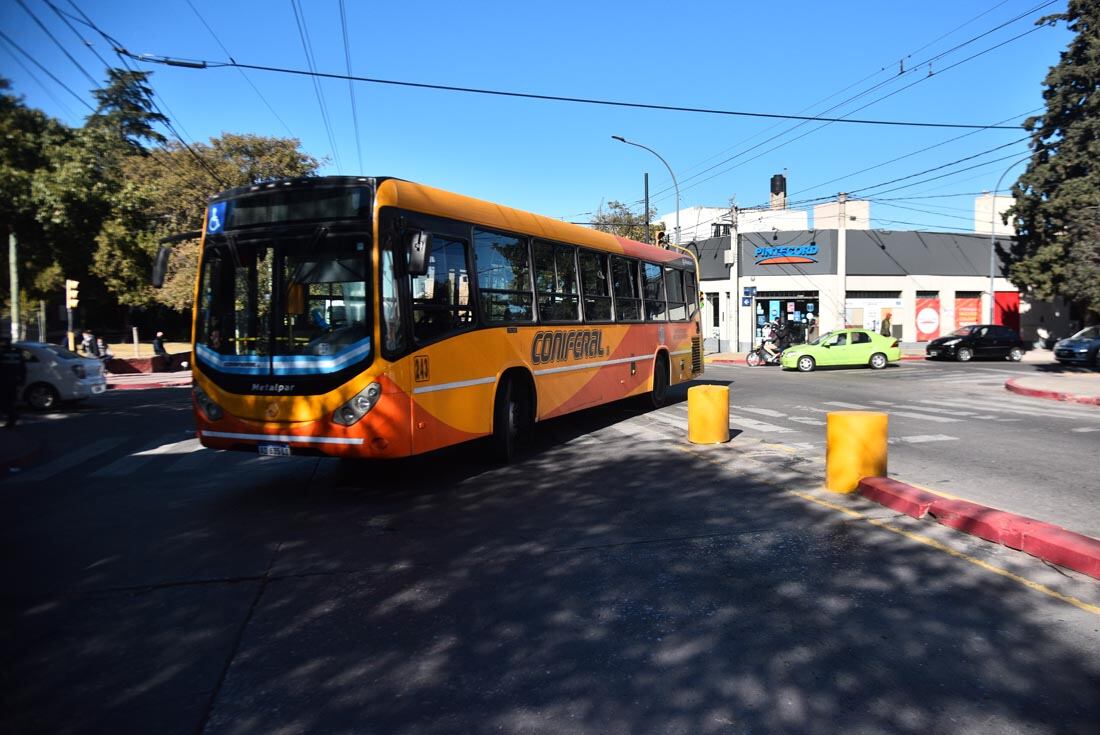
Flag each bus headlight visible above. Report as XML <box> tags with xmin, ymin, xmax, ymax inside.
<box><xmin>193</xmin><ymin>383</ymin><xmax>224</xmax><ymax>421</ymax></box>
<box><xmin>333</xmin><ymin>381</ymin><xmax>382</xmax><ymax>426</ymax></box>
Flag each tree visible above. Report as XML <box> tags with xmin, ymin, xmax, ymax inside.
<box><xmin>591</xmin><ymin>200</ymin><xmax>662</xmax><ymax>244</ymax></box>
<box><xmin>1003</xmin><ymin>1</ymin><xmax>1100</xmax><ymax>318</ymax></box>
<box><xmin>93</xmin><ymin>134</ymin><xmax>322</xmax><ymax>310</ymax></box>
<box><xmin>86</xmin><ymin>69</ymin><xmax>168</xmax><ymax>153</ymax></box>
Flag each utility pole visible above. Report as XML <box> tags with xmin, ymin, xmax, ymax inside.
<box><xmin>836</xmin><ymin>192</ymin><xmax>848</xmax><ymax>331</ymax></box>
<box><xmin>644</xmin><ymin>173</ymin><xmax>650</xmax><ymax>245</ymax></box>
<box><xmin>8</xmin><ymin>233</ymin><xmax>19</xmax><ymax>341</ymax></box>
<box><xmin>728</xmin><ymin>204</ymin><xmax>740</xmax><ymax>352</ymax></box>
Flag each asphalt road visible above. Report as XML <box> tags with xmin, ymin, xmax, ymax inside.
<box><xmin>704</xmin><ymin>358</ymin><xmax>1100</xmax><ymax>537</ymax></box>
<box><xmin>2</xmin><ymin>382</ymin><xmax>1099</xmax><ymax>734</ymax></box>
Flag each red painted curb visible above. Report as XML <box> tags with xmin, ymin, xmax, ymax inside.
<box><xmin>857</xmin><ymin>476</ymin><xmax>1100</xmax><ymax>580</ymax></box>
<box><xmin>107</xmin><ymin>381</ymin><xmax>191</xmax><ymax>391</ymax></box>
<box><xmin>857</xmin><ymin>477</ymin><xmax>939</xmax><ymax>518</ymax></box>
<box><xmin>1004</xmin><ymin>378</ymin><xmax>1100</xmax><ymax>406</ymax></box>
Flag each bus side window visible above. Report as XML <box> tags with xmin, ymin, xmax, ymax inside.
<box><xmin>473</xmin><ymin>228</ymin><xmax>534</xmax><ymax>323</ymax></box>
<box><xmin>642</xmin><ymin>262</ymin><xmax>667</xmax><ymax>322</ymax></box>
<box><xmin>610</xmin><ymin>256</ymin><xmax>641</xmax><ymax>322</ymax></box>
<box><xmin>579</xmin><ymin>250</ymin><xmax>612</xmax><ymax>322</ymax></box>
<box><xmin>533</xmin><ymin>241</ymin><xmax>580</xmax><ymax>323</ymax></box>
<box><xmin>381</xmin><ymin>246</ymin><xmax>406</xmax><ymax>354</ymax></box>
<box><xmin>665</xmin><ymin>267</ymin><xmax>686</xmax><ymax>321</ymax></box>
<box><xmin>684</xmin><ymin>269</ymin><xmax>698</xmax><ymax>318</ymax></box>
<box><xmin>411</xmin><ymin>235</ymin><xmax>473</xmax><ymax>345</ymax></box>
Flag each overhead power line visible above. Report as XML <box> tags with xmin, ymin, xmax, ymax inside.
<box><xmin>117</xmin><ymin>48</ymin><xmax>1023</xmax><ymax>131</ymax></box>
<box><xmin>0</xmin><ymin>29</ymin><xmax>94</xmax><ymax>111</ymax></box>
<box><xmin>290</xmin><ymin>0</ymin><xmax>342</xmax><ymax>172</ymax></box>
<box><xmin>338</xmin><ymin>0</ymin><xmax>364</xmax><ymax>173</ymax></box>
<box><xmin>15</xmin><ymin>0</ymin><xmax>97</xmax><ymax>86</ymax></box>
<box><xmin>185</xmin><ymin>0</ymin><xmax>297</xmax><ymax>139</ymax></box>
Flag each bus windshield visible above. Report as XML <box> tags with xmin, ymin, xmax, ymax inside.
<box><xmin>196</xmin><ymin>231</ymin><xmax>372</xmax><ymax>378</ymax></box>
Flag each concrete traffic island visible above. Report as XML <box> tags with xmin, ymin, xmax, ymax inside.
<box><xmin>857</xmin><ymin>477</ymin><xmax>1100</xmax><ymax>580</ymax></box>
<box><xmin>1005</xmin><ymin>374</ymin><xmax>1100</xmax><ymax>406</ymax></box>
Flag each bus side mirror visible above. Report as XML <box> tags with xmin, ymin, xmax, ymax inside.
<box><xmin>151</xmin><ymin>245</ymin><xmax>171</xmax><ymax>288</ymax></box>
<box><xmin>406</xmin><ymin>230</ymin><xmax>430</xmax><ymax>277</ymax></box>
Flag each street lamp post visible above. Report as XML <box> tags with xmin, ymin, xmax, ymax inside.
<box><xmin>612</xmin><ymin>135</ymin><xmax>680</xmax><ymax>246</ymax></box>
<box><xmin>988</xmin><ymin>156</ymin><xmax>1030</xmax><ymax>323</ymax></box>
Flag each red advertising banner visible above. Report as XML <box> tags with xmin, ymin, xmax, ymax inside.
<box><xmin>955</xmin><ymin>296</ymin><xmax>981</xmax><ymax>329</ymax></box>
<box><xmin>915</xmin><ymin>297</ymin><xmax>941</xmax><ymax>341</ymax></box>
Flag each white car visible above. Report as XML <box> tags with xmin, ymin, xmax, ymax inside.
<box><xmin>15</xmin><ymin>341</ymin><xmax>108</xmax><ymax>410</ymax></box>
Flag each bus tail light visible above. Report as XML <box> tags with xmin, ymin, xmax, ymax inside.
<box><xmin>193</xmin><ymin>383</ymin><xmax>224</xmax><ymax>421</ymax></box>
<box><xmin>333</xmin><ymin>382</ymin><xmax>382</xmax><ymax>426</ymax></box>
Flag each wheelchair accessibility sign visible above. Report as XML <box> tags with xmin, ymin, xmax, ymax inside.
<box><xmin>207</xmin><ymin>202</ymin><xmax>227</xmax><ymax>234</ymax></box>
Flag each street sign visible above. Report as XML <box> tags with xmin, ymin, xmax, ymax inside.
<box><xmin>743</xmin><ymin>287</ymin><xmax>756</xmax><ymax>296</ymax></box>
<box><xmin>741</xmin><ymin>297</ymin><xmax>752</xmax><ymax>307</ymax></box>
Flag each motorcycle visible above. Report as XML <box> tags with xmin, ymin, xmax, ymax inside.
<box><xmin>745</xmin><ymin>344</ymin><xmax>783</xmax><ymax>367</ymax></box>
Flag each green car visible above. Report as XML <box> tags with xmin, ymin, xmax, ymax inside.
<box><xmin>780</xmin><ymin>329</ymin><xmax>901</xmax><ymax>372</ymax></box>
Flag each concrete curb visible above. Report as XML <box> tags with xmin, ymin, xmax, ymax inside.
<box><xmin>107</xmin><ymin>381</ymin><xmax>191</xmax><ymax>391</ymax></box>
<box><xmin>857</xmin><ymin>476</ymin><xmax>1100</xmax><ymax>579</ymax></box>
<box><xmin>1004</xmin><ymin>378</ymin><xmax>1100</xmax><ymax>406</ymax></box>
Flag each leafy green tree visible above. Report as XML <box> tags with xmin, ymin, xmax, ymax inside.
<box><xmin>592</xmin><ymin>200</ymin><xmax>662</xmax><ymax>244</ymax></box>
<box><xmin>1004</xmin><ymin>0</ymin><xmax>1100</xmax><ymax>317</ymax></box>
<box><xmin>94</xmin><ymin>134</ymin><xmax>322</xmax><ymax>310</ymax></box>
<box><xmin>87</xmin><ymin>69</ymin><xmax>168</xmax><ymax>153</ymax></box>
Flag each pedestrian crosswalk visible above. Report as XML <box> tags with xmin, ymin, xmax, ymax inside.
<box><xmin>4</xmin><ymin>433</ymin><xmax>314</xmax><ymax>485</ymax></box>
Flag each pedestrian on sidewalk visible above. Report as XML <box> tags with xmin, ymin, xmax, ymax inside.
<box><xmin>0</xmin><ymin>335</ymin><xmax>25</xmax><ymax>429</ymax></box>
<box><xmin>80</xmin><ymin>329</ymin><xmax>100</xmax><ymax>358</ymax></box>
<box><xmin>153</xmin><ymin>331</ymin><xmax>171</xmax><ymax>371</ymax></box>
<box><xmin>880</xmin><ymin>313</ymin><xmax>892</xmax><ymax>337</ymax></box>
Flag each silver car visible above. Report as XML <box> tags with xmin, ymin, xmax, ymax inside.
<box><xmin>15</xmin><ymin>341</ymin><xmax>108</xmax><ymax>410</ymax></box>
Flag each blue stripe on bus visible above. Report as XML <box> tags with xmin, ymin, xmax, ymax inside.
<box><xmin>196</xmin><ymin>338</ymin><xmax>371</xmax><ymax>375</ymax></box>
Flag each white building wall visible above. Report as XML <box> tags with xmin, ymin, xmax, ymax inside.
<box><xmin>974</xmin><ymin>194</ymin><xmax>1014</xmax><ymax>235</ymax></box>
<box><xmin>659</xmin><ymin>205</ymin><xmax>809</xmax><ymax>243</ymax></box>
<box><xmin>736</xmin><ymin>207</ymin><xmax>809</xmax><ymax>233</ymax></box>
<box><xmin>813</xmin><ymin>199</ymin><xmax>871</xmax><ymax>229</ymax></box>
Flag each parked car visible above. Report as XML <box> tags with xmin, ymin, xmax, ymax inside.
<box><xmin>780</xmin><ymin>329</ymin><xmax>901</xmax><ymax>372</ymax></box>
<box><xmin>15</xmin><ymin>341</ymin><xmax>108</xmax><ymax>410</ymax></box>
<box><xmin>924</xmin><ymin>324</ymin><xmax>1025</xmax><ymax>362</ymax></box>
<box><xmin>1053</xmin><ymin>326</ymin><xmax>1100</xmax><ymax>367</ymax></box>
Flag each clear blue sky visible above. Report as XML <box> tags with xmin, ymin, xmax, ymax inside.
<box><xmin>0</xmin><ymin>0</ymin><xmax>1071</xmax><ymax>232</ymax></box>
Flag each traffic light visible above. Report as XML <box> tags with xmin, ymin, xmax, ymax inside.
<box><xmin>65</xmin><ymin>279</ymin><xmax>80</xmax><ymax>309</ymax></box>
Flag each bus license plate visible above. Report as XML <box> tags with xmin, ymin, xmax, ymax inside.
<box><xmin>258</xmin><ymin>443</ymin><xmax>291</xmax><ymax>457</ymax></box>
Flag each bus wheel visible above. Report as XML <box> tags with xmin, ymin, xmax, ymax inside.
<box><xmin>646</xmin><ymin>354</ymin><xmax>670</xmax><ymax>409</ymax></box>
<box><xmin>491</xmin><ymin>375</ymin><xmax>529</xmax><ymax>463</ymax></box>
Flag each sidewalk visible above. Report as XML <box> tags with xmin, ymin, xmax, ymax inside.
<box><xmin>106</xmin><ymin>370</ymin><xmax>192</xmax><ymax>390</ymax></box>
<box><xmin>1005</xmin><ymin>371</ymin><xmax>1100</xmax><ymax>406</ymax></box>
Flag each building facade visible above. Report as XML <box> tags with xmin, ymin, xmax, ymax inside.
<box><xmin>695</xmin><ymin>228</ymin><xmax>1071</xmax><ymax>352</ymax></box>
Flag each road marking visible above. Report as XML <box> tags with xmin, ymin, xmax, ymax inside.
<box><xmin>134</xmin><ymin>437</ymin><xmax>202</xmax><ymax>456</ymax></box>
<box><xmin>1072</xmin><ymin>427</ymin><xmax>1100</xmax><ymax>433</ymax></box>
<box><xmin>889</xmin><ymin>434</ymin><xmax>958</xmax><ymax>444</ymax></box>
<box><xmin>789</xmin><ymin>417</ymin><xmax>826</xmax><ymax>426</ymax></box>
<box><xmin>924</xmin><ymin>398</ymin><xmax>1099</xmax><ymax>420</ymax></box>
<box><xmin>89</xmin><ymin>434</ymin><xmax>183</xmax><ymax>478</ymax></box>
<box><xmin>824</xmin><ymin>401</ymin><xmax>872</xmax><ymax>410</ymax></box>
<box><xmin>888</xmin><ymin>411</ymin><xmax>961</xmax><ymax>424</ymax></box>
<box><xmin>6</xmin><ymin>437</ymin><xmax>128</xmax><ymax>484</ymax></box>
<box><xmin>872</xmin><ymin>401</ymin><xmax>978</xmax><ymax>417</ymax></box>
<box><xmin>739</xmin><ymin>406</ymin><xmax>787</xmax><ymax>418</ymax></box>
<box><xmin>728</xmin><ymin>414</ymin><xmax>797</xmax><ymax>433</ymax></box>
<box><xmin>613</xmin><ymin>422</ymin><xmax>672</xmax><ymax>442</ymax></box>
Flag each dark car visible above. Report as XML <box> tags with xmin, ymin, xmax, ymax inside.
<box><xmin>1053</xmin><ymin>326</ymin><xmax>1100</xmax><ymax>368</ymax></box>
<box><xmin>925</xmin><ymin>324</ymin><xmax>1025</xmax><ymax>362</ymax></box>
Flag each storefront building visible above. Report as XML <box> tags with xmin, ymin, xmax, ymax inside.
<box><xmin>694</xmin><ymin>229</ymin><xmax>1068</xmax><ymax>353</ymax></box>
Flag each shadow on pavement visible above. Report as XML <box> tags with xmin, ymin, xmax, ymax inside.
<box><xmin>2</xmin><ymin>391</ymin><xmax>1099</xmax><ymax>734</ymax></box>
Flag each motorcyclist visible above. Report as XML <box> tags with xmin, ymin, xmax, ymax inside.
<box><xmin>761</xmin><ymin>321</ymin><xmax>781</xmax><ymax>358</ymax></box>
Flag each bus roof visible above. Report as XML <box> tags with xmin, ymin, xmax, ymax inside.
<box><xmin>209</xmin><ymin>176</ymin><xmax>694</xmax><ymax>270</ymax></box>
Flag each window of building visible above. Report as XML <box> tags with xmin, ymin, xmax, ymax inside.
<box><xmin>643</xmin><ymin>262</ymin><xmax>667</xmax><ymax>321</ymax></box>
<box><xmin>474</xmin><ymin>228</ymin><xmax>534</xmax><ymax>323</ymax></box>
<box><xmin>665</xmin><ymin>267</ymin><xmax>686</xmax><ymax>321</ymax></box>
<box><xmin>579</xmin><ymin>250</ymin><xmax>612</xmax><ymax>322</ymax></box>
<box><xmin>533</xmin><ymin>241</ymin><xmax>580</xmax><ymax>322</ymax></box>
<box><xmin>611</xmin><ymin>256</ymin><xmax>641</xmax><ymax>322</ymax></box>
<box><xmin>411</xmin><ymin>235</ymin><xmax>473</xmax><ymax>345</ymax></box>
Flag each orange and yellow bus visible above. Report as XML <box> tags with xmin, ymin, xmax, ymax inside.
<box><xmin>176</xmin><ymin>176</ymin><xmax>703</xmax><ymax>461</ymax></box>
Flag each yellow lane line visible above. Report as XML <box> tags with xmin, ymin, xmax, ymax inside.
<box><xmin>792</xmin><ymin>489</ymin><xmax>1100</xmax><ymax>616</ymax></box>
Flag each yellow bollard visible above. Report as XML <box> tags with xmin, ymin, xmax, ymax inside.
<box><xmin>688</xmin><ymin>385</ymin><xmax>730</xmax><ymax>444</ymax></box>
<box><xmin>825</xmin><ymin>411</ymin><xmax>888</xmax><ymax>493</ymax></box>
